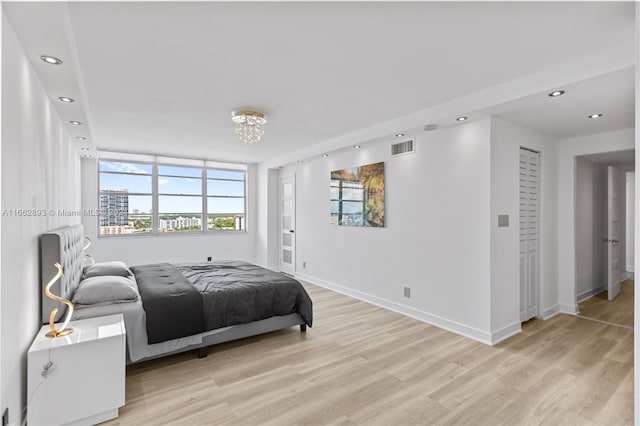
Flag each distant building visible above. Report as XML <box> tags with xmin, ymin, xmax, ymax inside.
<box><xmin>100</xmin><ymin>226</ymin><xmax>135</xmax><ymax>235</ymax></box>
<box><xmin>100</xmin><ymin>189</ymin><xmax>129</xmax><ymax>226</ymax></box>
<box><xmin>159</xmin><ymin>216</ymin><xmax>201</xmax><ymax>230</ymax></box>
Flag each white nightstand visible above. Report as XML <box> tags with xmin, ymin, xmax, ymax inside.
<box><xmin>27</xmin><ymin>314</ymin><xmax>126</xmax><ymax>426</ymax></box>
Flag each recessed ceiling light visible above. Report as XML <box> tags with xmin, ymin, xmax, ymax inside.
<box><xmin>588</xmin><ymin>113</ymin><xmax>603</xmax><ymax>119</ymax></box>
<box><xmin>548</xmin><ymin>90</ymin><xmax>565</xmax><ymax>97</ymax></box>
<box><xmin>322</xmin><ymin>154</ymin><xmax>329</xmax><ymax>158</ymax></box>
<box><xmin>75</xmin><ymin>136</ymin><xmax>87</xmax><ymax>140</ymax></box>
<box><xmin>395</xmin><ymin>133</ymin><xmax>405</xmax><ymax>138</ymax></box>
<box><xmin>353</xmin><ymin>145</ymin><xmax>361</xmax><ymax>149</ymax></box>
<box><xmin>69</xmin><ymin>121</ymin><xmax>82</xmax><ymax>125</ymax></box>
<box><xmin>41</xmin><ymin>55</ymin><xmax>62</xmax><ymax>65</ymax></box>
<box><xmin>456</xmin><ymin>116</ymin><xmax>468</xmax><ymax>122</ymax></box>
<box><xmin>58</xmin><ymin>96</ymin><xmax>74</xmax><ymax>103</ymax></box>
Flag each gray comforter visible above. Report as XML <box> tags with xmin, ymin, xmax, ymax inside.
<box><xmin>131</xmin><ymin>263</ymin><xmax>205</xmax><ymax>344</ymax></box>
<box><xmin>175</xmin><ymin>260</ymin><xmax>313</xmax><ymax>332</ymax></box>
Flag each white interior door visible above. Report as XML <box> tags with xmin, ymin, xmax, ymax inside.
<box><xmin>279</xmin><ymin>175</ymin><xmax>295</xmax><ymax>275</ymax></box>
<box><xmin>607</xmin><ymin>166</ymin><xmax>622</xmax><ymax>300</ymax></box>
<box><xmin>519</xmin><ymin>148</ymin><xmax>539</xmax><ymax>322</ymax></box>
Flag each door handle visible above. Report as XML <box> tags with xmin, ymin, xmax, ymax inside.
<box><xmin>289</xmin><ymin>230</ymin><xmax>295</xmax><ymax>233</ymax></box>
<box><xmin>611</xmin><ymin>239</ymin><xmax>619</xmax><ymax>243</ymax></box>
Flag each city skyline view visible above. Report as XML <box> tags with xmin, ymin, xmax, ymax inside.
<box><xmin>99</xmin><ymin>161</ymin><xmax>245</xmax><ymax>215</ymax></box>
<box><xmin>99</xmin><ymin>161</ymin><xmax>246</xmax><ymax>234</ymax></box>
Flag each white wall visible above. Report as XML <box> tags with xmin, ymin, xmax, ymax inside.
<box><xmin>282</xmin><ymin>118</ymin><xmax>494</xmax><ymax>343</ymax></box>
<box><xmin>1</xmin><ymin>17</ymin><xmax>82</xmax><ymax>425</ymax></box>
<box><xmin>80</xmin><ymin>160</ymin><xmax>257</xmax><ymax>265</ymax></box>
<box><xmin>557</xmin><ymin>128</ymin><xmax>635</xmax><ymax>313</ymax></box>
<box><xmin>489</xmin><ymin>117</ymin><xmax>558</xmax><ymax>333</ymax></box>
<box><xmin>575</xmin><ymin>158</ymin><xmax>606</xmax><ymax>301</ymax></box>
<box><xmin>255</xmin><ymin>165</ymin><xmax>279</xmax><ymax>270</ymax></box>
<box><xmin>626</xmin><ymin>171</ymin><xmax>635</xmax><ymax>273</ymax></box>
<box><xmin>258</xmin><ymin>116</ymin><xmax>560</xmax><ymax>344</ymax></box>
<box><xmin>489</xmin><ymin>119</ymin><xmax>520</xmax><ymax>341</ymax></box>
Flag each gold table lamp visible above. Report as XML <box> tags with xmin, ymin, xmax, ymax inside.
<box><xmin>84</xmin><ymin>236</ymin><xmax>95</xmax><ymax>265</ymax></box>
<box><xmin>44</xmin><ymin>262</ymin><xmax>74</xmax><ymax>338</ymax></box>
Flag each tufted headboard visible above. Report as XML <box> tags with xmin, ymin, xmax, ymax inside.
<box><xmin>40</xmin><ymin>224</ymin><xmax>85</xmax><ymax>324</ymax></box>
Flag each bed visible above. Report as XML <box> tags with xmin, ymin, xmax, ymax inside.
<box><xmin>40</xmin><ymin>224</ymin><xmax>313</xmax><ymax>364</ymax></box>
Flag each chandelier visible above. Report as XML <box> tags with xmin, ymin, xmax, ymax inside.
<box><xmin>231</xmin><ymin>110</ymin><xmax>268</xmax><ymax>144</ymax></box>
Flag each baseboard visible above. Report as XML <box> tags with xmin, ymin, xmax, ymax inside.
<box><xmin>541</xmin><ymin>304</ymin><xmax>560</xmax><ymax>320</ymax></box>
<box><xmin>490</xmin><ymin>322</ymin><xmax>521</xmax><ymax>345</ymax></box>
<box><xmin>559</xmin><ymin>303</ymin><xmax>579</xmax><ymax>315</ymax></box>
<box><xmin>577</xmin><ymin>285</ymin><xmax>605</xmax><ymax>303</ymax></box>
<box><xmin>622</xmin><ymin>271</ymin><xmax>634</xmax><ymax>281</ymax></box>
<box><xmin>296</xmin><ymin>272</ymin><xmax>494</xmax><ymax>346</ymax></box>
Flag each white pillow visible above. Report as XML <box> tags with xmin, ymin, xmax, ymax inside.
<box><xmin>72</xmin><ymin>275</ymin><xmax>138</xmax><ymax>306</ymax></box>
<box><xmin>83</xmin><ymin>261</ymin><xmax>131</xmax><ymax>279</ymax></box>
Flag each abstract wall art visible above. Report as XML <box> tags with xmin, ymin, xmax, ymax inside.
<box><xmin>330</xmin><ymin>162</ymin><xmax>385</xmax><ymax>227</ymax></box>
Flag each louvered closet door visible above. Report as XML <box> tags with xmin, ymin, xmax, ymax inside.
<box><xmin>519</xmin><ymin>148</ymin><xmax>539</xmax><ymax>322</ymax></box>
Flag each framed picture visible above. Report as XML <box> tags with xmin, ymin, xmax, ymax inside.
<box><xmin>330</xmin><ymin>162</ymin><xmax>384</xmax><ymax>227</ymax></box>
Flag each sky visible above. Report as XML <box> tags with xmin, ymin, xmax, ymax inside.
<box><xmin>99</xmin><ymin>161</ymin><xmax>245</xmax><ymax>215</ymax></box>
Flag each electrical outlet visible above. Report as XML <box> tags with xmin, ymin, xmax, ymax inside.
<box><xmin>403</xmin><ymin>287</ymin><xmax>411</xmax><ymax>298</ymax></box>
<box><xmin>207</xmin><ymin>256</ymin><xmax>212</xmax><ymax>261</ymax></box>
<box><xmin>3</xmin><ymin>407</ymin><xmax>8</xmax><ymax>426</ymax></box>
<box><xmin>302</xmin><ymin>261</ymin><xmax>307</xmax><ymax>269</ymax></box>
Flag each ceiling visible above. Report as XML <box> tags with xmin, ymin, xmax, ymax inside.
<box><xmin>488</xmin><ymin>67</ymin><xmax>635</xmax><ymax>139</ymax></box>
<box><xmin>3</xmin><ymin>1</ymin><xmax>636</xmax><ymax>163</ymax></box>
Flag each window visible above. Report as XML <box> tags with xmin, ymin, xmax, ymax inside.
<box><xmin>158</xmin><ymin>165</ymin><xmax>203</xmax><ymax>233</ymax></box>
<box><xmin>207</xmin><ymin>169</ymin><xmax>245</xmax><ymax>231</ymax></box>
<box><xmin>99</xmin><ymin>161</ymin><xmax>152</xmax><ymax>235</ymax></box>
<box><xmin>98</xmin><ymin>154</ymin><xmax>246</xmax><ymax>236</ymax></box>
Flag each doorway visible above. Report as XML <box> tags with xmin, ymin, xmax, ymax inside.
<box><xmin>574</xmin><ymin>150</ymin><xmax>635</xmax><ymax>328</ymax></box>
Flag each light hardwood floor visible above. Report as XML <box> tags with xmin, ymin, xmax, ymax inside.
<box><xmin>578</xmin><ymin>280</ymin><xmax>634</xmax><ymax>328</ymax></box>
<box><xmin>103</xmin><ymin>283</ymin><xmax>633</xmax><ymax>426</ymax></box>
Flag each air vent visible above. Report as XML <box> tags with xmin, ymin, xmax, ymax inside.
<box><xmin>391</xmin><ymin>139</ymin><xmax>415</xmax><ymax>157</ymax></box>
